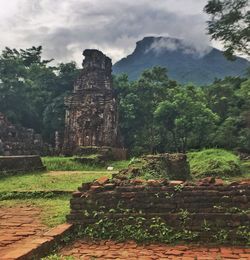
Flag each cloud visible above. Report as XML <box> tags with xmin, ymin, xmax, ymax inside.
<box><xmin>0</xmin><ymin>0</ymin><xmax>211</xmax><ymax>64</ymax></box>
<box><xmin>148</xmin><ymin>36</ymin><xmax>212</xmax><ymax>58</ymax></box>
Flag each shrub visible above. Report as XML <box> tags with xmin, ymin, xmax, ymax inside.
<box><xmin>188</xmin><ymin>149</ymin><xmax>241</xmax><ymax>178</ymax></box>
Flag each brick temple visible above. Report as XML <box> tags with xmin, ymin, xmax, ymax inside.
<box><xmin>62</xmin><ymin>50</ymin><xmax>119</xmax><ymax>155</ymax></box>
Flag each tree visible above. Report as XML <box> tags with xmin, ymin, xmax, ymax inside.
<box><xmin>0</xmin><ymin>46</ymin><xmax>79</xmax><ymax>142</ymax></box>
<box><xmin>42</xmin><ymin>95</ymin><xmax>67</xmax><ymax>143</ymax></box>
<box><xmin>113</xmin><ymin>67</ymin><xmax>178</xmax><ymax>155</ymax></box>
<box><xmin>155</xmin><ymin>86</ymin><xmax>218</xmax><ymax>153</ymax></box>
<box><xmin>0</xmin><ymin>47</ymin><xmax>37</xmax><ymax>125</ymax></box>
<box><xmin>135</xmin><ymin>67</ymin><xmax>175</xmax><ymax>153</ymax></box>
<box><xmin>204</xmin><ymin>76</ymin><xmax>250</xmax><ymax>151</ymax></box>
<box><xmin>212</xmin><ymin>116</ymin><xmax>240</xmax><ymax>148</ymax></box>
<box><xmin>236</xmin><ymin>79</ymin><xmax>250</xmax><ymax>151</ymax></box>
<box><xmin>204</xmin><ymin>77</ymin><xmax>244</xmax><ymax>120</ymax></box>
<box><xmin>204</xmin><ymin>0</ymin><xmax>250</xmax><ymax>59</ymax></box>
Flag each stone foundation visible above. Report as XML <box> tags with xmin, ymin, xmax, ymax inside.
<box><xmin>0</xmin><ymin>155</ymin><xmax>46</xmax><ymax>174</ymax></box>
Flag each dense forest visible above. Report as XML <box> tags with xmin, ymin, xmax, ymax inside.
<box><xmin>115</xmin><ymin>68</ymin><xmax>250</xmax><ymax>154</ymax></box>
<box><xmin>0</xmin><ymin>46</ymin><xmax>249</xmax><ymax>155</ymax></box>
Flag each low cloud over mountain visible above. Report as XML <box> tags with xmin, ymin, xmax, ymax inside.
<box><xmin>113</xmin><ymin>36</ymin><xmax>249</xmax><ymax>85</ymax></box>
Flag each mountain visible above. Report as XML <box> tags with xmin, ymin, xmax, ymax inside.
<box><xmin>113</xmin><ymin>36</ymin><xmax>249</xmax><ymax>85</ymax></box>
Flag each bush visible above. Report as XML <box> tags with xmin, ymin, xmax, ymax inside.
<box><xmin>188</xmin><ymin>149</ymin><xmax>241</xmax><ymax>178</ymax></box>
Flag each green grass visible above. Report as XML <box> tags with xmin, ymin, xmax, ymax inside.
<box><xmin>42</xmin><ymin>157</ymin><xmax>104</xmax><ymax>171</ymax></box>
<box><xmin>188</xmin><ymin>148</ymin><xmax>242</xmax><ymax>178</ymax></box>
<box><xmin>0</xmin><ymin>168</ymin><xmax>114</xmax><ymax>228</ymax></box>
<box><xmin>0</xmin><ymin>170</ymin><xmax>112</xmax><ymax>227</ymax></box>
<box><xmin>228</xmin><ymin>160</ymin><xmax>250</xmax><ymax>181</ymax></box>
<box><xmin>0</xmin><ymin>195</ymin><xmax>70</xmax><ymax>227</ymax></box>
<box><xmin>241</xmin><ymin>160</ymin><xmax>250</xmax><ymax>175</ymax></box>
<box><xmin>0</xmin><ymin>157</ymin><xmax>121</xmax><ymax>228</ymax></box>
<box><xmin>109</xmin><ymin>160</ymin><xmax>130</xmax><ymax>169</ymax></box>
<box><xmin>42</xmin><ymin>157</ymin><xmax>129</xmax><ymax>171</ymax></box>
<box><xmin>0</xmin><ymin>171</ymin><xmax>113</xmax><ymax>192</ymax></box>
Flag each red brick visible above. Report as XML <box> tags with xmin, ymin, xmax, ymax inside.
<box><xmin>220</xmin><ymin>248</ymin><xmax>233</xmax><ymax>254</ymax></box>
<box><xmin>95</xmin><ymin>176</ymin><xmax>109</xmax><ymax>185</ymax></box>
<box><xmin>239</xmin><ymin>254</ymin><xmax>250</xmax><ymax>258</ymax></box>
<box><xmin>221</xmin><ymin>254</ymin><xmax>240</xmax><ymax>259</ymax></box>
<box><xmin>169</xmin><ymin>180</ymin><xmax>184</xmax><ymax>186</ymax></box>
<box><xmin>165</xmin><ymin>250</ymin><xmax>183</xmax><ymax>256</ymax></box>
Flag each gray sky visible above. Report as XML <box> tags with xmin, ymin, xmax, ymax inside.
<box><xmin>0</xmin><ymin>0</ymin><xmax>220</xmax><ymax>64</ymax></box>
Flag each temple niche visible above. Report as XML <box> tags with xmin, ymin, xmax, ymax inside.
<box><xmin>62</xmin><ymin>49</ymin><xmax>119</xmax><ymax>155</ymax></box>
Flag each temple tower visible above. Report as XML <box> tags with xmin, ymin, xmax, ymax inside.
<box><xmin>63</xmin><ymin>50</ymin><xmax>118</xmax><ymax>154</ymax></box>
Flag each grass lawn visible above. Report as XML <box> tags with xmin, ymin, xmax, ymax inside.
<box><xmin>42</xmin><ymin>157</ymin><xmax>130</xmax><ymax>171</ymax></box>
<box><xmin>0</xmin><ymin>169</ymin><xmax>112</xmax><ymax>227</ymax></box>
<box><xmin>0</xmin><ymin>158</ymin><xmax>130</xmax><ymax>228</ymax></box>
<box><xmin>0</xmin><ymin>170</ymin><xmax>113</xmax><ymax>192</ymax></box>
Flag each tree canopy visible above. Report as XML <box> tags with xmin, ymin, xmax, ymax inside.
<box><xmin>114</xmin><ymin>69</ymin><xmax>250</xmax><ymax>154</ymax></box>
<box><xmin>0</xmin><ymin>46</ymin><xmax>79</xmax><ymax>143</ymax></box>
<box><xmin>204</xmin><ymin>0</ymin><xmax>250</xmax><ymax>59</ymax></box>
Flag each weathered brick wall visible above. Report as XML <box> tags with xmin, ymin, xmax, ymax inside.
<box><xmin>67</xmin><ymin>178</ymin><xmax>250</xmax><ymax>242</ymax></box>
<box><xmin>0</xmin><ymin>113</ymin><xmax>50</xmax><ymax>156</ymax></box>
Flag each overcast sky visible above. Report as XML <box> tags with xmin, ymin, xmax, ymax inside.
<box><xmin>0</xmin><ymin>0</ymin><xmax>220</xmax><ymax>65</ymax></box>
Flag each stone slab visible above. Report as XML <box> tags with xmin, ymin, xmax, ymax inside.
<box><xmin>0</xmin><ymin>155</ymin><xmax>45</xmax><ymax>174</ymax></box>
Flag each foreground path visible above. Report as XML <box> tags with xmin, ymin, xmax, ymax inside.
<box><xmin>0</xmin><ymin>206</ymin><xmax>48</xmax><ymax>258</ymax></box>
<box><xmin>60</xmin><ymin>240</ymin><xmax>250</xmax><ymax>260</ymax></box>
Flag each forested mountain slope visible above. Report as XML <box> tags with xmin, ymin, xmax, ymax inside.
<box><xmin>113</xmin><ymin>36</ymin><xmax>249</xmax><ymax>85</ymax></box>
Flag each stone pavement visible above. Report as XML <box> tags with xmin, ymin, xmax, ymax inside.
<box><xmin>0</xmin><ymin>206</ymin><xmax>48</xmax><ymax>258</ymax></box>
<box><xmin>60</xmin><ymin>240</ymin><xmax>250</xmax><ymax>260</ymax></box>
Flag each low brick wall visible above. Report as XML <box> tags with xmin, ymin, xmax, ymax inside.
<box><xmin>0</xmin><ymin>155</ymin><xmax>46</xmax><ymax>174</ymax></box>
<box><xmin>67</xmin><ymin>179</ymin><xmax>250</xmax><ymax>243</ymax></box>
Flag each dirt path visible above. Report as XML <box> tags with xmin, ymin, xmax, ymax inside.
<box><xmin>0</xmin><ymin>206</ymin><xmax>48</xmax><ymax>258</ymax></box>
<box><xmin>60</xmin><ymin>240</ymin><xmax>250</xmax><ymax>259</ymax></box>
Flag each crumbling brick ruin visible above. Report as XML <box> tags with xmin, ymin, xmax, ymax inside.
<box><xmin>63</xmin><ymin>50</ymin><xmax>119</xmax><ymax>155</ymax></box>
<box><xmin>117</xmin><ymin>153</ymin><xmax>190</xmax><ymax>181</ymax></box>
<box><xmin>68</xmin><ymin>178</ymin><xmax>250</xmax><ymax>244</ymax></box>
<box><xmin>0</xmin><ymin>113</ymin><xmax>49</xmax><ymax>155</ymax></box>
